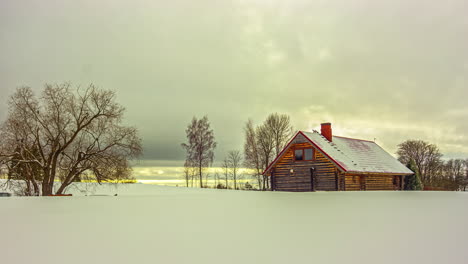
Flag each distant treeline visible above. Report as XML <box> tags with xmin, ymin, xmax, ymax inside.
<box><xmin>397</xmin><ymin>140</ymin><xmax>468</xmax><ymax>191</ymax></box>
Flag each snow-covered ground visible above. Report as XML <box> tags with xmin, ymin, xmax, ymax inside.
<box><xmin>1</xmin><ymin>182</ymin><xmax>468</xmax><ymax>264</ymax></box>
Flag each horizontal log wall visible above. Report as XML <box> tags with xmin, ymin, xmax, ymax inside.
<box><xmin>366</xmin><ymin>176</ymin><xmax>396</xmax><ymax>191</ymax></box>
<box><xmin>271</xmin><ymin>140</ymin><xmax>339</xmax><ymax>192</ymax></box>
<box><xmin>344</xmin><ymin>175</ymin><xmax>361</xmax><ymax>191</ymax></box>
<box><xmin>344</xmin><ymin>174</ymin><xmax>402</xmax><ymax>191</ymax></box>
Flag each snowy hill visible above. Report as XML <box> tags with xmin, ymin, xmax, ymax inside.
<box><xmin>1</xmin><ymin>183</ymin><xmax>467</xmax><ymax>264</ymax></box>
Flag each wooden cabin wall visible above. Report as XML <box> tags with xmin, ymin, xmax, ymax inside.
<box><xmin>271</xmin><ymin>141</ymin><xmax>340</xmax><ymax>192</ymax></box>
<box><xmin>344</xmin><ymin>175</ymin><xmax>362</xmax><ymax>191</ymax></box>
<box><xmin>366</xmin><ymin>176</ymin><xmax>396</xmax><ymax>190</ymax></box>
<box><xmin>344</xmin><ymin>174</ymin><xmax>403</xmax><ymax>191</ymax></box>
<box><xmin>338</xmin><ymin>172</ymin><xmax>346</xmax><ymax>191</ymax></box>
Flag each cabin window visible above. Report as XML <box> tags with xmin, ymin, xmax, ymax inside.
<box><xmin>294</xmin><ymin>148</ymin><xmax>314</xmax><ymax>161</ymax></box>
<box><xmin>294</xmin><ymin>149</ymin><xmax>303</xmax><ymax>161</ymax></box>
<box><xmin>304</xmin><ymin>149</ymin><xmax>314</xmax><ymax>160</ymax></box>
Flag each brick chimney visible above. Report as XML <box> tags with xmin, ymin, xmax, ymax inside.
<box><xmin>321</xmin><ymin>123</ymin><xmax>332</xmax><ymax>142</ymax></box>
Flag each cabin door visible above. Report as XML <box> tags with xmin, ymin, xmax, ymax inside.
<box><xmin>359</xmin><ymin>176</ymin><xmax>366</xmax><ymax>191</ymax></box>
<box><xmin>310</xmin><ymin>167</ymin><xmax>316</xmax><ymax>192</ymax></box>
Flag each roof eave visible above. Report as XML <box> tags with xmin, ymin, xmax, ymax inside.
<box><xmin>345</xmin><ymin>171</ymin><xmax>414</xmax><ymax>176</ymax></box>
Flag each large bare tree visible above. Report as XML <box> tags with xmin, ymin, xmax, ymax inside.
<box><xmin>0</xmin><ymin>83</ymin><xmax>142</xmax><ymax>196</ymax></box>
<box><xmin>397</xmin><ymin>140</ymin><xmax>443</xmax><ymax>185</ymax></box>
<box><xmin>264</xmin><ymin>113</ymin><xmax>294</xmax><ymax>156</ymax></box>
<box><xmin>243</xmin><ymin>119</ymin><xmax>263</xmax><ymax>189</ymax></box>
<box><xmin>256</xmin><ymin>124</ymin><xmax>275</xmax><ymax>190</ymax></box>
<box><xmin>243</xmin><ymin>114</ymin><xmax>293</xmax><ymax>190</ymax></box>
<box><xmin>181</xmin><ymin>116</ymin><xmax>216</xmax><ymax>188</ymax></box>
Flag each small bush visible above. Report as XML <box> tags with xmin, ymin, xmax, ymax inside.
<box><xmin>244</xmin><ymin>182</ymin><xmax>253</xmax><ymax>190</ymax></box>
<box><xmin>216</xmin><ymin>183</ymin><xmax>227</xmax><ymax>189</ymax></box>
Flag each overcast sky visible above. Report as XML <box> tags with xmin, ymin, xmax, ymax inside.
<box><xmin>1</xmin><ymin>0</ymin><xmax>468</xmax><ymax>166</ymax></box>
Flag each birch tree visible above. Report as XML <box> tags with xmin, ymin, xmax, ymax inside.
<box><xmin>227</xmin><ymin>150</ymin><xmax>242</xmax><ymax>190</ymax></box>
<box><xmin>183</xmin><ymin>160</ymin><xmax>196</xmax><ymax>188</ymax></box>
<box><xmin>181</xmin><ymin>116</ymin><xmax>216</xmax><ymax>188</ymax></box>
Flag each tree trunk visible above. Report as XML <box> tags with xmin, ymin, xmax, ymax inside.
<box><xmin>199</xmin><ymin>165</ymin><xmax>203</xmax><ymax>188</ymax></box>
<box><xmin>25</xmin><ymin>180</ymin><xmax>32</xmax><ymax>196</ymax></box>
<box><xmin>42</xmin><ymin>157</ymin><xmax>59</xmax><ymax>196</ymax></box>
<box><xmin>257</xmin><ymin>174</ymin><xmax>262</xmax><ymax>190</ymax></box>
<box><xmin>42</xmin><ymin>183</ymin><xmax>53</xmax><ymax>196</ymax></box>
<box><xmin>56</xmin><ymin>179</ymin><xmax>73</xmax><ymax>195</ymax></box>
<box><xmin>234</xmin><ymin>172</ymin><xmax>237</xmax><ymax>190</ymax></box>
<box><xmin>263</xmin><ymin>160</ymin><xmax>269</xmax><ymax>191</ymax></box>
<box><xmin>41</xmin><ymin>171</ymin><xmax>53</xmax><ymax>196</ymax></box>
<box><xmin>56</xmin><ymin>184</ymin><xmax>66</xmax><ymax>195</ymax></box>
<box><xmin>32</xmin><ymin>180</ymin><xmax>40</xmax><ymax>196</ymax></box>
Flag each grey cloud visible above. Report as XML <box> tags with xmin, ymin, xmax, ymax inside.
<box><xmin>1</xmin><ymin>0</ymin><xmax>468</xmax><ymax>161</ymax></box>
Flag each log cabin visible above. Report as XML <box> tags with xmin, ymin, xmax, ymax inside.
<box><xmin>263</xmin><ymin>123</ymin><xmax>413</xmax><ymax>191</ymax></box>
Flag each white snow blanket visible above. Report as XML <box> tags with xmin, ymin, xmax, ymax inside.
<box><xmin>0</xmin><ymin>182</ymin><xmax>467</xmax><ymax>264</ymax></box>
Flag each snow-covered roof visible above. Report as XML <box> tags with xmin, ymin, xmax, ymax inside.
<box><xmin>265</xmin><ymin>131</ymin><xmax>413</xmax><ymax>175</ymax></box>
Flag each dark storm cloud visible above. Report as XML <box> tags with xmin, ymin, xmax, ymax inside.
<box><xmin>1</xmin><ymin>0</ymin><xmax>468</xmax><ymax>163</ymax></box>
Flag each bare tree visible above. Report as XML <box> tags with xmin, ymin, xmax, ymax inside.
<box><xmin>242</xmin><ymin>114</ymin><xmax>293</xmax><ymax>191</ymax></box>
<box><xmin>227</xmin><ymin>150</ymin><xmax>242</xmax><ymax>190</ymax></box>
<box><xmin>181</xmin><ymin>116</ymin><xmax>216</xmax><ymax>188</ymax></box>
<box><xmin>204</xmin><ymin>171</ymin><xmax>210</xmax><ymax>188</ymax></box>
<box><xmin>264</xmin><ymin>113</ymin><xmax>294</xmax><ymax>156</ymax></box>
<box><xmin>243</xmin><ymin>119</ymin><xmax>263</xmax><ymax>190</ymax></box>
<box><xmin>183</xmin><ymin>161</ymin><xmax>190</xmax><ymax>188</ymax></box>
<box><xmin>256</xmin><ymin>123</ymin><xmax>275</xmax><ymax>190</ymax></box>
<box><xmin>1</xmin><ymin>144</ymin><xmax>43</xmax><ymax>196</ymax></box>
<box><xmin>190</xmin><ymin>169</ymin><xmax>195</xmax><ymax>187</ymax></box>
<box><xmin>396</xmin><ymin>140</ymin><xmax>443</xmax><ymax>185</ymax></box>
<box><xmin>213</xmin><ymin>169</ymin><xmax>220</xmax><ymax>188</ymax></box>
<box><xmin>222</xmin><ymin>157</ymin><xmax>230</xmax><ymax>189</ymax></box>
<box><xmin>441</xmin><ymin>159</ymin><xmax>467</xmax><ymax>190</ymax></box>
<box><xmin>183</xmin><ymin>160</ymin><xmax>197</xmax><ymax>188</ymax></box>
<box><xmin>0</xmin><ymin>84</ymin><xmax>142</xmax><ymax>196</ymax></box>
<box><xmin>463</xmin><ymin>159</ymin><xmax>468</xmax><ymax>191</ymax></box>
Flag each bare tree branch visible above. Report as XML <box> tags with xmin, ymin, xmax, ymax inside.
<box><xmin>0</xmin><ymin>83</ymin><xmax>142</xmax><ymax>196</ymax></box>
